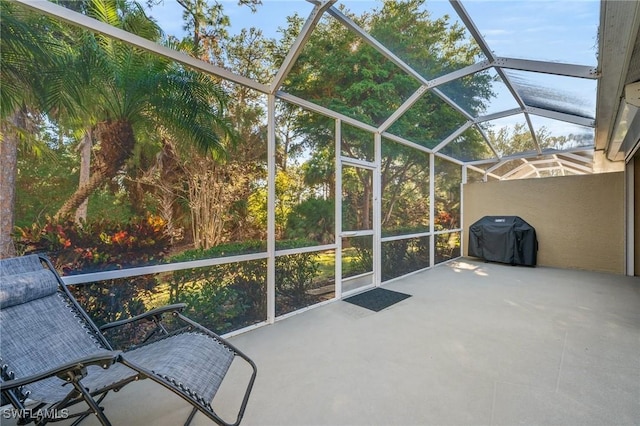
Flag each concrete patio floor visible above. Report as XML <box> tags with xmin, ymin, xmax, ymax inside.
<box><xmin>7</xmin><ymin>258</ymin><xmax>640</xmax><ymax>425</ymax></box>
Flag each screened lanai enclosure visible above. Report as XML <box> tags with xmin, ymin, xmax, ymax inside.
<box><xmin>1</xmin><ymin>0</ymin><xmax>636</xmax><ymax>338</ymax></box>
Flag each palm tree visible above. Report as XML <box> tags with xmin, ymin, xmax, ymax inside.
<box><xmin>49</xmin><ymin>0</ymin><xmax>234</xmax><ymax>219</ymax></box>
<box><xmin>1</xmin><ymin>0</ymin><xmax>235</xmax><ymax>256</ymax></box>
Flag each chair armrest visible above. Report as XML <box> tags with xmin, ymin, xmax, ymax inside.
<box><xmin>0</xmin><ymin>351</ymin><xmax>121</xmax><ymax>391</ymax></box>
<box><xmin>99</xmin><ymin>303</ymin><xmax>187</xmax><ymax>332</ymax></box>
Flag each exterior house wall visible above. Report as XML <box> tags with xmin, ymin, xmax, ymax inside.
<box><xmin>634</xmin><ymin>155</ymin><xmax>640</xmax><ymax>276</ymax></box>
<box><xmin>463</xmin><ymin>172</ymin><xmax>625</xmax><ymax>274</ymax></box>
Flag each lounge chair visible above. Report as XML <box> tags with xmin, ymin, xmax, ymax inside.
<box><xmin>0</xmin><ymin>254</ymin><xmax>257</xmax><ymax>426</ymax></box>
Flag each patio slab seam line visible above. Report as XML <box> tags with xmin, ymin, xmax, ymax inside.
<box><xmin>555</xmin><ymin>330</ymin><xmax>569</xmax><ymax>393</ymax></box>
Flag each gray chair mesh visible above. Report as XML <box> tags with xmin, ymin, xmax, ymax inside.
<box><xmin>122</xmin><ymin>332</ymin><xmax>234</xmax><ymax>408</ymax></box>
<box><xmin>1</xmin><ymin>254</ymin><xmax>236</xmax><ymax>410</ymax></box>
<box><xmin>0</xmin><ymin>255</ymin><xmax>129</xmax><ymax>403</ymax></box>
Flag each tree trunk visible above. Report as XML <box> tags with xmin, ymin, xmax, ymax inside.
<box><xmin>74</xmin><ymin>129</ymin><xmax>92</xmax><ymax>224</ymax></box>
<box><xmin>156</xmin><ymin>140</ymin><xmax>182</xmax><ymax>244</ymax></box>
<box><xmin>55</xmin><ymin>169</ymin><xmax>109</xmax><ymax>221</ymax></box>
<box><xmin>54</xmin><ymin>119</ymin><xmax>134</xmax><ymax>220</ymax></box>
<box><xmin>0</xmin><ymin>112</ymin><xmax>22</xmax><ymax>258</ymax></box>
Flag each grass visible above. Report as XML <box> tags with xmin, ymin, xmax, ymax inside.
<box><xmin>311</xmin><ymin>247</ymin><xmax>369</xmax><ymax>281</ymax></box>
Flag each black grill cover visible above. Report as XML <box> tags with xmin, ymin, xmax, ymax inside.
<box><xmin>468</xmin><ymin>216</ymin><xmax>538</xmax><ymax>266</ymax></box>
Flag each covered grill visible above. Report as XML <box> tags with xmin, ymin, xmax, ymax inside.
<box><xmin>468</xmin><ymin>216</ymin><xmax>538</xmax><ymax>266</ymax></box>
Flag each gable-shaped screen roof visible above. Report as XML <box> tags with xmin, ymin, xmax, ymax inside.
<box><xmin>15</xmin><ymin>0</ymin><xmax>640</xmax><ymax>180</ymax></box>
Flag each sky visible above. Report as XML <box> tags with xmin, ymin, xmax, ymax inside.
<box><xmin>146</xmin><ymin>0</ymin><xmax>599</xmax><ymax>65</ymax></box>
<box><xmin>145</xmin><ymin>0</ymin><xmax>600</xmax><ymax>140</ymax></box>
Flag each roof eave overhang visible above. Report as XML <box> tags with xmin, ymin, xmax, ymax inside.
<box><xmin>595</xmin><ymin>0</ymin><xmax>640</xmax><ymax>161</ymax></box>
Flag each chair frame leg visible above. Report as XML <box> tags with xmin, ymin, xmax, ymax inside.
<box><xmin>70</xmin><ymin>380</ymin><xmax>111</xmax><ymax>426</ymax></box>
<box><xmin>69</xmin><ymin>392</ymin><xmax>109</xmax><ymax>426</ymax></box>
<box><xmin>184</xmin><ymin>407</ymin><xmax>198</xmax><ymax>426</ymax></box>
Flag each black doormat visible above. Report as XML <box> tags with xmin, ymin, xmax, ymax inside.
<box><xmin>343</xmin><ymin>288</ymin><xmax>411</xmax><ymax>312</ymax></box>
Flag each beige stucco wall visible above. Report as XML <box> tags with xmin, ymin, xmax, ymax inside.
<box><xmin>463</xmin><ymin>172</ymin><xmax>625</xmax><ymax>274</ymax></box>
<box><xmin>635</xmin><ymin>155</ymin><xmax>640</xmax><ymax>276</ymax></box>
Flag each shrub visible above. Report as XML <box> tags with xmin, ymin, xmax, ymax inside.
<box><xmin>15</xmin><ymin>216</ymin><xmax>170</xmax><ymax>339</ymax></box>
<box><xmin>168</xmin><ymin>241</ymin><xmax>268</xmax><ymax>333</ymax></box>
<box><xmin>16</xmin><ymin>215</ymin><xmax>170</xmax><ymax>274</ymax></box>
<box><xmin>435</xmin><ymin>232</ymin><xmax>461</xmax><ymax>263</ymax></box>
<box><xmin>275</xmin><ymin>252</ymin><xmax>320</xmax><ymax>315</ymax></box>
<box><xmin>349</xmin><ymin>237</ymin><xmax>373</xmax><ymax>276</ymax></box>
<box><xmin>382</xmin><ymin>237</ymin><xmax>429</xmax><ymax>281</ymax></box>
<box><xmin>168</xmin><ymin>239</ymin><xmax>322</xmax><ymax>332</ymax></box>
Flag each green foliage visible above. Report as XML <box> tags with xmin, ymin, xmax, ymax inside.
<box><xmin>487</xmin><ymin>122</ymin><xmax>592</xmax><ymax>157</ymax></box>
<box><xmin>281</xmin><ymin>1</ymin><xmax>486</xmax><ymax>238</ymax></box>
<box><xmin>167</xmin><ymin>239</ymin><xmax>325</xmax><ymax>331</ymax></box>
<box><xmin>341</xmin><ymin>165</ymin><xmax>373</xmax><ymax>231</ymax></box>
<box><xmin>4</xmin><ymin>1</ymin><xmax>476</xmax><ymax>341</ymax></box>
<box><xmin>341</xmin><ymin>123</ymin><xmax>375</xmax><ymax>162</ymax></box>
<box><xmin>487</xmin><ymin>122</ymin><xmax>537</xmax><ymax>156</ymax></box>
<box><xmin>15</xmin><ymin>137</ymin><xmax>136</xmax><ymax>227</ymax></box>
<box><xmin>274</xmin><ymin>238</ymin><xmax>318</xmax><ymax>250</ymax></box>
<box><xmin>381</xmin><ymin>139</ymin><xmax>430</xmax><ymax>235</ymax></box>
<box><xmin>285</xmin><ymin>0</ymin><xmax>488</xmax><ymax>133</ymax></box>
<box><xmin>275</xmin><ymin>170</ymin><xmax>304</xmax><ymax>236</ymax></box>
<box><xmin>301</xmin><ymin>145</ymin><xmax>335</xmax><ymax>197</ymax></box>
<box><xmin>15</xmin><ymin>215</ymin><xmax>170</xmax><ymax>273</ymax></box>
<box><xmin>246</xmin><ymin>183</ymin><xmax>268</xmax><ymax>233</ymax></box>
<box><xmin>381</xmin><ymin>237</ymin><xmax>430</xmax><ymax>281</ymax></box>
<box><xmin>169</xmin><ymin>264</ymin><xmax>253</xmax><ymax>334</ymax></box>
<box><xmin>247</xmin><ymin>169</ymin><xmax>314</xmax><ymax>239</ymax></box>
<box><xmin>170</xmin><ymin>240</ymin><xmax>267</xmax><ymax>262</ymax></box>
<box><xmin>14</xmin><ymin>137</ymin><xmax>78</xmax><ymax>228</ymax></box>
<box><xmin>381</xmin><ymin>225</ymin><xmax>430</xmax><ymax>238</ymax></box>
<box><xmin>0</xmin><ymin>1</ymin><xmax>64</xmax><ymax>118</ymax></box>
<box><xmin>435</xmin><ymin>232</ymin><xmax>461</xmax><ymax>264</ymax></box>
<box><xmin>285</xmin><ymin>197</ymin><xmax>334</xmax><ymax>244</ymax></box>
<box><xmin>348</xmin><ymin>237</ymin><xmax>373</xmax><ymax>276</ymax></box>
<box><xmin>4</xmin><ymin>0</ymin><xmax>238</xmax><ymax>222</ymax></box>
<box><xmin>70</xmin><ymin>274</ymin><xmax>157</xmax><ymax>348</ymax></box>
<box><xmin>439</xmin><ymin>127</ymin><xmax>494</xmax><ymax>161</ymax></box>
<box><xmin>285</xmin><ymin>6</ymin><xmax>420</xmax><ymax>127</ymax></box>
<box><xmin>435</xmin><ymin>157</ymin><xmax>461</xmax><ymax>230</ymax></box>
<box><xmin>168</xmin><ymin>241</ymin><xmax>268</xmax><ymax>333</ymax></box>
<box><xmin>14</xmin><ymin>215</ymin><xmax>170</xmax><ymax>343</ymax></box>
<box><xmin>275</xmin><ymin>251</ymin><xmax>321</xmax><ymax>315</ymax></box>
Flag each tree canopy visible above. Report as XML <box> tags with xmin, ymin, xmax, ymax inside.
<box><xmin>4</xmin><ymin>0</ymin><xmax>493</xmax><ymax>260</ymax></box>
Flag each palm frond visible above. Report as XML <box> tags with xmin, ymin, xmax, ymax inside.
<box><xmin>147</xmin><ymin>67</ymin><xmax>237</xmax><ymax>159</ymax></box>
<box><xmin>0</xmin><ymin>2</ymin><xmax>57</xmax><ymax>117</ymax></box>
